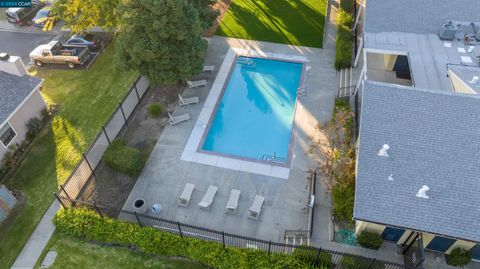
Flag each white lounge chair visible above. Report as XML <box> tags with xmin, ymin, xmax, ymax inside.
<box><xmin>248</xmin><ymin>195</ymin><xmax>265</xmax><ymax>220</ymax></box>
<box><xmin>178</xmin><ymin>94</ymin><xmax>199</xmax><ymax>107</ymax></box>
<box><xmin>178</xmin><ymin>183</ymin><xmax>195</xmax><ymax>207</ymax></box>
<box><xmin>186</xmin><ymin>79</ymin><xmax>207</xmax><ymax>89</ymax></box>
<box><xmin>198</xmin><ymin>185</ymin><xmax>218</xmax><ymax>210</ymax></box>
<box><xmin>168</xmin><ymin>112</ymin><xmax>190</xmax><ymax>125</ymax></box>
<box><xmin>203</xmin><ymin>65</ymin><xmax>215</xmax><ymax>72</ymax></box>
<box><xmin>225</xmin><ymin>189</ymin><xmax>240</xmax><ymax>214</ymax></box>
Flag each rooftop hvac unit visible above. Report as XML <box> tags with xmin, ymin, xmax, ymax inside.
<box><xmin>439</xmin><ymin>21</ymin><xmax>457</xmax><ymax>40</ymax></box>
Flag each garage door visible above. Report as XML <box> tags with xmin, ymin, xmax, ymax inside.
<box><xmin>471</xmin><ymin>244</ymin><xmax>480</xmax><ymax>261</ymax></box>
<box><xmin>381</xmin><ymin>227</ymin><xmax>405</xmax><ymax>242</ymax></box>
<box><xmin>426</xmin><ymin>236</ymin><xmax>456</xmax><ymax>252</ymax></box>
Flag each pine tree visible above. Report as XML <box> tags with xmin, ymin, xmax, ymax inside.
<box><xmin>115</xmin><ymin>0</ymin><xmax>207</xmax><ymax>84</ymax></box>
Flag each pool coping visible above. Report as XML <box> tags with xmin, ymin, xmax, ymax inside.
<box><xmin>180</xmin><ymin>48</ymin><xmax>309</xmax><ymax>179</ymax></box>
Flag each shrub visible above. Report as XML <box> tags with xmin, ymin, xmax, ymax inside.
<box><xmin>339</xmin><ymin>0</ymin><xmax>355</xmax><ymax>13</ymax></box>
<box><xmin>335</xmin><ymin>28</ymin><xmax>353</xmax><ymax>70</ymax></box>
<box><xmin>340</xmin><ymin>255</ymin><xmax>384</xmax><ymax>269</ymax></box>
<box><xmin>148</xmin><ymin>103</ymin><xmax>163</xmax><ymax>118</ymax></box>
<box><xmin>55</xmin><ymin>208</ymin><xmax>329</xmax><ymax>269</ymax></box>
<box><xmin>334</xmin><ymin>1</ymin><xmax>355</xmax><ymax>70</ymax></box>
<box><xmin>357</xmin><ymin>231</ymin><xmax>383</xmax><ymax>250</ymax></box>
<box><xmin>102</xmin><ymin>139</ymin><xmax>143</xmax><ymax>176</ymax></box>
<box><xmin>292</xmin><ymin>247</ymin><xmax>332</xmax><ymax>268</ymax></box>
<box><xmin>26</xmin><ymin>117</ymin><xmax>44</xmax><ymax>141</ymax></box>
<box><xmin>446</xmin><ymin>248</ymin><xmax>472</xmax><ymax>267</ymax></box>
<box><xmin>332</xmin><ymin>182</ymin><xmax>355</xmax><ymax>223</ymax></box>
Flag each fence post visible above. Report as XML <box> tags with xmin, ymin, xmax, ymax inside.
<box><xmin>315</xmin><ymin>247</ymin><xmax>322</xmax><ymax>264</ymax></box>
<box><xmin>119</xmin><ymin>103</ymin><xmax>128</xmax><ymax>127</ymax></box>
<box><xmin>133</xmin><ymin>83</ymin><xmax>140</xmax><ymax>101</ymax></box>
<box><xmin>177</xmin><ymin>221</ymin><xmax>183</xmax><ymax>238</ymax></box>
<box><xmin>92</xmin><ymin>201</ymin><xmax>103</xmax><ymax>217</ymax></box>
<box><xmin>83</xmin><ymin>153</ymin><xmax>95</xmax><ymax>176</ymax></box>
<box><xmin>222</xmin><ymin>231</ymin><xmax>226</xmax><ymax>248</ymax></box>
<box><xmin>268</xmin><ymin>241</ymin><xmax>272</xmax><ymax>255</ymax></box>
<box><xmin>54</xmin><ymin>192</ymin><xmax>68</xmax><ymax>209</ymax></box>
<box><xmin>59</xmin><ymin>184</ymin><xmax>75</xmax><ymax>207</ymax></box>
<box><xmin>102</xmin><ymin>126</ymin><xmax>111</xmax><ymax>144</ymax></box>
<box><xmin>134</xmin><ymin>212</ymin><xmax>143</xmax><ymax>227</ymax></box>
<box><xmin>367</xmin><ymin>258</ymin><xmax>377</xmax><ymax>269</ymax></box>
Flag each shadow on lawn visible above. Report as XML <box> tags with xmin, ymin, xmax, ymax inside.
<box><xmin>216</xmin><ymin>0</ymin><xmax>327</xmax><ymax>48</ymax></box>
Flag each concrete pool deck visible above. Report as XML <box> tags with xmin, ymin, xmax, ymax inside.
<box><xmin>122</xmin><ymin>36</ymin><xmax>338</xmax><ymax>242</ymax></box>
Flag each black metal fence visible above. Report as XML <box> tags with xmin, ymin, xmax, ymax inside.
<box><xmin>56</xmin><ymin>196</ymin><xmax>406</xmax><ymax>269</ymax></box>
<box><xmin>55</xmin><ymin>76</ymin><xmax>150</xmax><ymax>205</ymax></box>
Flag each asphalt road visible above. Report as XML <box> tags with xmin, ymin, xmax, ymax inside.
<box><xmin>0</xmin><ymin>30</ymin><xmax>55</xmax><ymax>64</ymax></box>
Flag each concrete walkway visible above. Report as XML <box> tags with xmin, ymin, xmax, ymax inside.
<box><xmin>10</xmin><ymin>200</ymin><xmax>60</xmax><ymax>269</ymax></box>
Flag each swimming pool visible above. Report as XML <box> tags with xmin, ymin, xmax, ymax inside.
<box><xmin>201</xmin><ymin>56</ymin><xmax>304</xmax><ymax>164</ymax></box>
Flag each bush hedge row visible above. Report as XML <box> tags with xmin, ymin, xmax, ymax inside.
<box><xmin>334</xmin><ymin>1</ymin><xmax>355</xmax><ymax>70</ymax></box>
<box><xmin>55</xmin><ymin>208</ymin><xmax>330</xmax><ymax>269</ymax></box>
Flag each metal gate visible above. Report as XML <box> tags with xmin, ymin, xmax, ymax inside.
<box><xmin>402</xmin><ymin>232</ymin><xmax>425</xmax><ymax>269</ymax></box>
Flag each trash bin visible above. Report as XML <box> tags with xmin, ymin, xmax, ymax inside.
<box><xmin>133</xmin><ymin>198</ymin><xmax>147</xmax><ymax>214</ymax></box>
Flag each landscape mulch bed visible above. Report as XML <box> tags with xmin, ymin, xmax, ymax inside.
<box><xmin>89</xmin><ymin>84</ymin><xmax>182</xmax><ymax>214</ymax></box>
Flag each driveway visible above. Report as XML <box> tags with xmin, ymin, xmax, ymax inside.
<box><xmin>0</xmin><ymin>30</ymin><xmax>55</xmax><ymax>64</ymax></box>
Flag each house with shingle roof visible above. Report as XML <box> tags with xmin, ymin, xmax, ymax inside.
<box><xmin>353</xmin><ymin>0</ymin><xmax>480</xmax><ymax>262</ymax></box>
<box><xmin>0</xmin><ymin>54</ymin><xmax>45</xmax><ymax>162</ymax></box>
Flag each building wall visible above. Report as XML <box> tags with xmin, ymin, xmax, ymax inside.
<box><xmin>0</xmin><ymin>89</ymin><xmax>46</xmax><ymax>161</ymax></box>
<box><xmin>355</xmin><ymin>220</ymin><xmax>477</xmax><ymax>254</ymax></box>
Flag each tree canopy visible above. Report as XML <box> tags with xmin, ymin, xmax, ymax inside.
<box><xmin>54</xmin><ymin>0</ymin><xmax>217</xmax><ymax>34</ymax></box>
<box><xmin>53</xmin><ymin>0</ymin><xmax>119</xmax><ymax>33</ymax></box>
<box><xmin>115</xmin><ymin>0</ymin><xmax>207</xmax><ymax>84</ymax></box>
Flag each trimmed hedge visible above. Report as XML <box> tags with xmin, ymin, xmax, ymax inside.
<box><xmin>357</xmin><ymin>231</ymin><xmax>383</xmax><ymax>250</ymax></box>
<box><xmin>334</xmin><ymin>1</ymin><xmax>355</xmax><ymax>70</ymax></box>
<box><xmin>292</xmin><ymin>246</ymin><xmax>332</xmax><ymax>268</ymax></box>
<box><xmin>446</xmin><ymin>248</ymin><xmax>472</xmax><ymax>267</ymax></box>
<box><xmin>55</xmin><ymin>208</ymin><xmax>328</xmax><ymax>269</ymax></box>
<box><xmin>102</xmin><ymin>139</ymin><xmax>143</xmax><ymax>176</ymax></box>
<box><xmin>340</xmin><ymin>255</ymin><xmax>384</xmax><ymax>269</ymax></box>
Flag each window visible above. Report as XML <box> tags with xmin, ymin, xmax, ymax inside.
<box><xmin>0</xmin><ymin>123</ymin><xmax>16</xmax><ymax>147</ymax></box>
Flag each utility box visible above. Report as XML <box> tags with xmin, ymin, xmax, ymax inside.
<box><xmin>0</xmin><ymin>185</ymin><xmax>17</xmax><ymax>223</ymax></box>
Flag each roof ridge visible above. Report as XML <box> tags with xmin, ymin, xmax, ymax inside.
<box><xmin>363</xmin><ymin>80</ymin><xmax>480</xmax><ymax>101</ymax></box>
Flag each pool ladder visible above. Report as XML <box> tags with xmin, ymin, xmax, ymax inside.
<box><xmin>238</xmin><ymin>58</ymin><xmax>256</xmax><ymax>68</ymax></box>
<box><xmin>262</xmin><ymin>152</ymin><xmax>287</xmax><ymax>163</ymax></box>
<box><xmin>296</xmin><ymin>86</ymin><xmax>307</xmax><ymax>97</ymax></box>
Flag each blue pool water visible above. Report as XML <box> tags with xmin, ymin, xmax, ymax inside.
<box><xmin>202</xmin><ymin>56</ymin><xmax>303</xmax><ymax>163</ymax></box>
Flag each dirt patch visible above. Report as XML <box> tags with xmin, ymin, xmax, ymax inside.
<box><xmin>90</xmin><ymin>84</ymin><xmax>182</xmax><ymax>214</ymax></box>
<box><xmin>204</xmin><ymin>0</ymin><xmax>232</xmax><ymax>37</ymax></box>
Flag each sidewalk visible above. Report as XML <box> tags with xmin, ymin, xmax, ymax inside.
<box><xmin>10</xmin><ymin>200</ymin><xmax>60</xmax><ymax>269</ymax></box>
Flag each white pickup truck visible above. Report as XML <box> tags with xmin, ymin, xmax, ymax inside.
<box><xmin>29</xmin><ymin>41</ymin><xmax>90</xmax><ymax>69</ymax></box>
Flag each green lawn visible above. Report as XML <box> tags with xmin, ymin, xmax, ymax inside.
<box><xmin>0</xmin><ymin>46</ymin><xmax>137</xmax><ymax>269</ymax></box>
<box><xmin>215</xmin><ymin>0</ymin><xmax>327</xmax><ymax>48</ymax></box>
<box><xmin>35</xmin><ymin>233</ymin><xmax>204</xmax><ymax>269</ymax></box>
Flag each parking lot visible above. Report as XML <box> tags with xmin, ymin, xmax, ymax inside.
<box><xmin>0</xmin><ymin>30</ymin><xmax>55</xmax><ymax>63</ymax></box>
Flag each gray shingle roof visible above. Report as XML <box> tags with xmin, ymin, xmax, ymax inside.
<box><xmin>0</xmin><ymin>71</ymin><xmax>42</xmax><ymax>125</ymax></box>
<box><xmin>354</xmin><ymin>81</ymin><xmax>480</xmax><ymax>242</ymax></box>
<box><xmin>364</xmin><ymin>0</ymin><xmax>480</xmax><ymax>34</ymax></box>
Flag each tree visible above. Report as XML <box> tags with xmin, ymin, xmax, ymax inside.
<box><xmin>190</xmin><ymin>0</ymin><xmax>220</xmax><ymax>30</ymax></box>
<box><xmin>115</xmin><ymin>0</ymin><xmax>207</xmax><ymax>84</ymax></box>
<box><xmin>53</xmin><ymin>0</ymin><xmax>119</xmax><ymax>33</ymax></box>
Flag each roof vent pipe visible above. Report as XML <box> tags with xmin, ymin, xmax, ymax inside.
<box><xmin>469</xmin><ymin>76</ymin><xmax>479</xmax><ymax>84</ymax></box>
<box><xmin>416</xmin><ymin>185</ymin><xmax>430</xmax><ymax>199</ymax></box>
<box><xmin>377</xmin><ymin>144</ymin><xmax>390</xmax><ymax>157</ymax></box>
